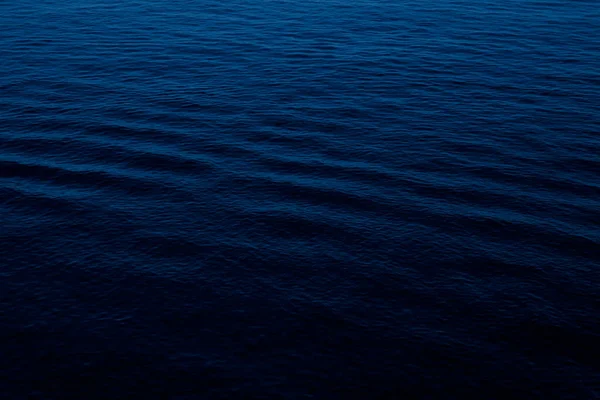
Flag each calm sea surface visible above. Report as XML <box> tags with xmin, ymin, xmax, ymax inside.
<box><xmin>1</xmin><ymin>0</ymin><xmax>599</xmax><ymax>398</ymax></box>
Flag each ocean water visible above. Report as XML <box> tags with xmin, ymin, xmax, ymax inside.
<box><xmin>1</xmin><ymin>0</ymin><xmax>599</xmax><ymax>398</ymax></box>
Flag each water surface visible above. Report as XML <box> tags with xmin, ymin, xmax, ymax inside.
<box><xmin>1</xmin><ymin>0</ymin><xmax>599</xmax><ymax>398</ymax></box>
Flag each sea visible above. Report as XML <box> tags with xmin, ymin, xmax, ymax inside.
<box><xmin>1</xmin><ymin>0</ymin><xmax>599</xmax><ymax>398</ymax></box>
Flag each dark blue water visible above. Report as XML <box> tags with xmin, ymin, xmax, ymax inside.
<box><xmin>1</xmin><ymin>0</ymin><xmax>599</xmax><ymax>398</ymax></box>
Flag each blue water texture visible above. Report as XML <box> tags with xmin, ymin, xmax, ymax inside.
<box><xmin>1</xmin><ymin>0</ymin><xmax>599</xmax><ymax>398</ymax></box>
